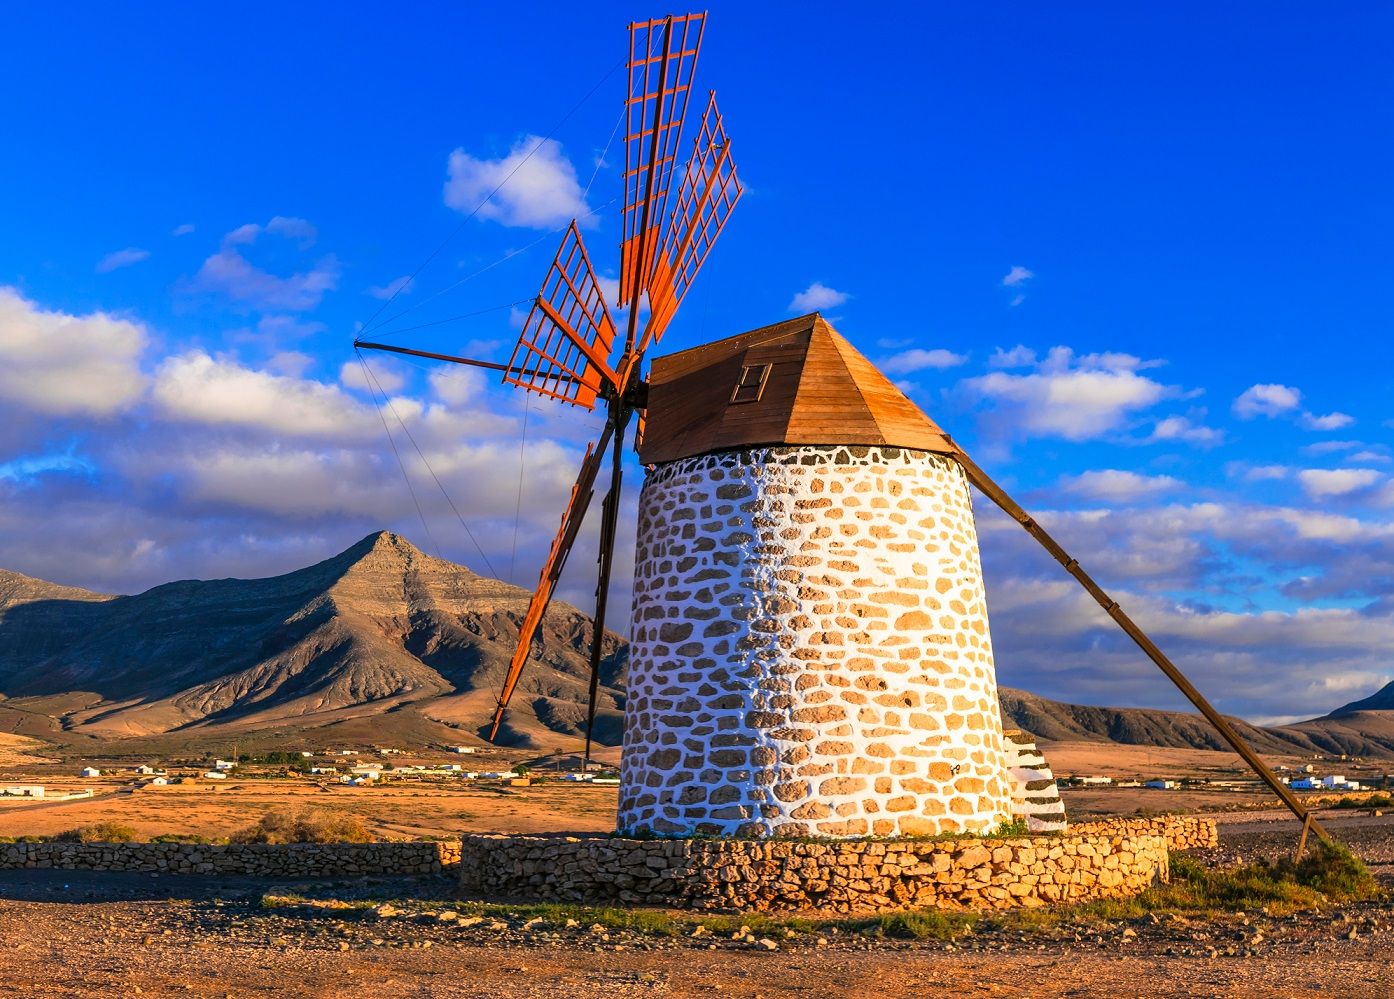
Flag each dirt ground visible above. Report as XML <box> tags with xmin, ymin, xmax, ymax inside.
<box><xmin>1</xmin><ymin>814</ymin><xmax>1393</xmax><ymax>997</ymax></box>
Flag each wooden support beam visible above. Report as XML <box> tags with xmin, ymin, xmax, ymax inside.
<box><xmin>354</xmin><ymin>340</ymin><xmax>581</xmax><ymax>383</ymax></box>
<box><xmin>951</xmin><ymin>443</ymin><xmax>1330</xmax><ymax>845</ymax></box>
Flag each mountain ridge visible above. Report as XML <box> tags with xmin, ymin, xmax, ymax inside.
<box><xmin>2</xmin><ymin>534</ymin><xmax>1391</xmax><ymax>758</ymax></box>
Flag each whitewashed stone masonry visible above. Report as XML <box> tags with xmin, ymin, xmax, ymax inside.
<box><xmin>619</xmin><ymin>444</ymin><xmax>1016</xmax><ymax>838</ymax></box>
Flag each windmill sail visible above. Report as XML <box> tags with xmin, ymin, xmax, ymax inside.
<box><xmin>643</xmin><ymin>92</ymin><xmax>742</xmax><ymax>350</ymax></box>
<box><xmin>505</xmin><ymin>222</ymin><xmax>619</xmax><ymax>409</ymax></box>
<box><xmin>620</xmin><ymin>13</ymin><xmax>705</xmax><ymax>313</ymax></box>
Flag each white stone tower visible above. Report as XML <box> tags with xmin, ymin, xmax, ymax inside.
<box><xmin>618</xmin><ymin>314</ymin><xmax>1018</xmax><ymax>838</ymax></box>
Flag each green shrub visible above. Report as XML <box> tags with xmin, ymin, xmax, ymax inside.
<box><xmin>51</xmin><ymin>822</ymin><xmax>138</xmax><ymax>843</ymax></box>
<box><xmin>231</xmin><ymin>807</ymin><xmax>372</xmax><ymax>844</ymax></box>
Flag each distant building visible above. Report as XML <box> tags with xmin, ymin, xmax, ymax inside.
<box><xmin>134</xmin><ymin>765</ymin><xmax>157</xmax><ymax>775</ymax></box>
<box><xmin>79</xmin><ymin>767</ymin><xmax>101</xmax><ymax>778</ymax></box>
<box><xmin>1144</xmin><ymin>780</ymin><xmax>1177</xmax><ymax>790</ymax></box>
<box><xmin>202</xmin><ymin>771</ymin><xmax>227</xmax><ymax>780</ymax></box>
<box><xmin>309</xmin><ymin>767</ymin><xmax>338</xmax><ymax>775</ymax></box>
<box><xmin>448</xmin><ymin>746</ymin><xmax>478</xmax><ymax>754</ymax></box>
<box><xmin>0</xmin><ymin>786</ymin><xmax>44</xmax><ymax>798</ymax></box>
<box><xmin>213</xmin><ymin>760</ymin><xmax>237</xmax><ymax>771</ymax></box>
<box><xmin>1077</xmin><ymin>776</ymin><xmax>1113</xmax><ymax>786</ymax></box>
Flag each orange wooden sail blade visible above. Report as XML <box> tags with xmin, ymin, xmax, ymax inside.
<box><xmin>641</xmin><ymin>92</ymin><xmax>742</xmax><ymax>352</ymax></box>
<box><xmin>619</xmin><ymin>12</ymin><xmax>705</xmax><ymax>311</ymax></box>
<box><xmin>504</xmin><ymin>222</ymin><xmax>619</xmax><ymax>409</ymax></box>
<box><xmin>489</xmin><ymin>420</ymin><xmax>616</xmax><ymax>740</ymax></box>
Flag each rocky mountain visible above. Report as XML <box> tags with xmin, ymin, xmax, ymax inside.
<box><xmin>2</xmin><ymin>533</ymin><xmax>1391</xmax><ymax>759</ymax></box>
<box><xmin>999</xmin><ymin>687</ymin><xmax>1394</xmax><ymax>760</ymax></box>
<box><xmin>0</xmin><ymin>532</ymin><xmax>625</xmax><ymax>749</ymax></box>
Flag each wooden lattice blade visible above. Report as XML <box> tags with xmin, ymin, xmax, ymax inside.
<box><xmin>489</xmin><ymin>420</ymin><xmax>616</xmax><ymax>741</ymax></box>
<box><xmin>504</xmin><ymin>222</ymin><xmax>619</xmax><ymax>409</ymax></box>
<box><xmin>641</xmin><ymin>91</ymin><xmax>742</xmax><ymax>353</ymax></box>
<box><xmin>620</xmin><ymin>12</ymin><xmax>705</xmax><ymax>309</ymax></box>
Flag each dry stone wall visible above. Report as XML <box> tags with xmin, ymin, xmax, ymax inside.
<box><xmin>623</xmin><ymin>445</ymin><xmax>1014</xmax><ymax>839</ymax></box>
<box><xmin>0</xmin><ymin>840</ymin><xmax>460</xmax><ymax>876</ymax></box>
<box><xmin>459</xmin><ymin>817</ymin><xmax>1215</xmax><ymax>913</ymax></box>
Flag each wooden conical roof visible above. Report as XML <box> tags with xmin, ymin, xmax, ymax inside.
<box><xmin>638</xmin><ymin>313</ymin><xmax>955</xmax><ymax>464</ymax></box>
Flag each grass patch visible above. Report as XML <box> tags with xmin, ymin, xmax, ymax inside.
<box><xmin>999</xmin><ymin>842</ymin><xmax>1380</xmax><ymax>927</ymax></box>
<box><xmin>232</xmin><ymin>807</ymin><xmax>372</xmax><ymax>844</ymax></box>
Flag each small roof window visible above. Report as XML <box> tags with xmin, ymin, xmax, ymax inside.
<box><xmin>730</xmin><ymin>363</ymin><xmax>772</xmax><ymax>404</ymax></box>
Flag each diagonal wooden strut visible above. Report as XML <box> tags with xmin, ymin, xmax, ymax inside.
<box><xmin>950</xmin><ymin>444</ymin><xmax>1330</xmax><ymax>844</ymax></box>
<box><xmin>488</xmin><ymin>420</ymin><xmax>616</xmax><ymax>742</ymax></box>
<box><xmin>582</xmin><ymin>409</ymin><xmax>629</xmax><ymax>768</ymax></box>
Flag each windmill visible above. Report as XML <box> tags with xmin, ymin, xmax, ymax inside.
<box><xmin>356</xmin><ymin>12</ymin><xmax>742</xmax><ymax>762</ymax></box>
<box><xmin>359</xmin><ymin>12</ymin><xmax>1330</xmax><ymax>848</ymax></box>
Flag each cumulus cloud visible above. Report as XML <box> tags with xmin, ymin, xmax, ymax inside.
<box><xmin>187</xmin><ymin>219</ymin><xmax>339</xmax><ymax>311</ymax></box>
<box><xmin>172</xmin><ymin>223</ymin><xmax>195</xmax><ymax>237</ymax></box>
<box><xmin>153</xmin><ymin>351</ymin><xmax>378</xmax><ymax>439</ymax></box>
<box><xmin>879</xmin><ymin>347</ymin><xmax>968</xmax><ymax>375</ymax></box>
<box><xmin>989</xmin><ymin>345</ymin><xmax>1037</xmax><ymax>368</ymax></box>
<box><xmin>789</xmin><ymin>282</ymin><xmax>850</xmax><ymax>313</ymax></box>
<box><xmin>1233</xmin><ymin>383</ymin><xmax>1301</xmax><ymax>419</ymax></box>
<box><xmin>959</xmin><ymin>346</ymin><xmax>1176</xmax><ymax>442</ymax></box>
<box><xmin>444</xmin><ymin>136</ymin><xmax>591</xmax><ymax>229</ymax></box>
<box><xmin>1149</xmin><ymin>414</ymin><xmax>1224</xmax><ymax>448</ymax></box>
<box><xmin>367</xmin><ymin>276</ymin><xmax>413</xmax><ymax>300</ymax></box>
<box><xmin>1296</xmin><ymin>468</ymin><xmax>1383</xmax><ymax>499</ymax></box>
<box><xmin>0</xmin><ymin>287</ymin><xmax>146</xmax><ymax>416</ymax></box>
<box><xmin>1239</xmin><ymin>464</ymin><xmax>1290</xmax><ymax>482</ymax></box>
<box><xmin>1058</xmin><ymin>469</ymin><xmax>1184</xmax><ymax>503</ymax></box>
<box><xmin>95</xmin><ymin>247</ymin><xmax>151</xmax><ymax>273</ymax></box>
<box><xmin>1302</xmin><ymin>411</ymin><xmax>1355</xmax><ymax>431</ymax></box>
<box><xmin>1001</xmin><ymin>265</ymin><xmax>1034</xmax><ymax>287</ymax></box>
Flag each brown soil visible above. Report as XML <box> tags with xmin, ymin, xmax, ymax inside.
<box><xmin>1</xmin><ymin>814</ymin><xmax>1393</xmax><ymax>996</ymax></box>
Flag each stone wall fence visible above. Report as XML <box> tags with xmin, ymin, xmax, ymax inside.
<box><xmin>459</xmin><ymin>816</ymin><xmax>1217</xmax><ymax>914</ymax></box>
<box><xmin>0</xmin><ymin>840</ymin><xmax>461</xmax><ymax>877</ymax></box>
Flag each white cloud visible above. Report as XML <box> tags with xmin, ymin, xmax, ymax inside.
<box><xmin>959</xmin><ymin>347</ymin><xmax>1175</xmax><ymax>442</ymax></box>
<box><xmin>96</xmin><ymin>247</ymin><xmax>151</xmax><ymax>273</ymax></box>
<box><xmin>341</xmin><ymin>358</ymin><xmax>406</xmax><ymax>394</ymax></box>
<box><xmin>188</xmin><ymin>220</ymin><xmax>339</xmax><ymax>311</ymax></box>
<box><xmin>0</xmin><ymin>287</ymin><xmax>146</xmax><ymax>416</ymax></box>
<box><xmin>1302</xmin><ymin>411</ymin><xmax>1354</xmax><ymax>431</ymax></box>
<box><xmin>172</xmin><ymin>224</ymin><xmax>195</xmax><ymax>237</ymax></box>
<box><xmin>1240</xmin><ymin>464</ymin><xmax>1290</xmax><ymax>482</ymax></box>
<box><xmin>444</xmin><ymin>135</ymin><xmax>591</xmax><ymax>229</ymax></box>
<box><xmin>367</xmin><ymin>276</ymin><xmax>414</xmax><ymax>300</ymax></box>
<box><xmin>1233</xmin><ymin>383</ymin><xmax>1301</xmax><ymax>419</ymax></box>
<box><xmin>263</xmin><ymin>216</ymin><xmax>317</xmax><ymax>246</ymax></box>
<box><xmin>789</xmin><ymin>282</ymin><xmax>850</xmax><ymax>313</ymax></box>
<box><xmin>1303</xmin><ymin>440</ymin><xmax>1361</xmax><ymax>454</ymax></box>
<box><xmin>1149</xmin><ymin>414</ymin><xmax>1224</xmax><ymax>448</ymax></box>
<box><xmin>153</xmin><ymin>351</ymin><xmax>377</xmax><ymax>439</ymax></box>
<box><xmin>879</xmin><ymin>347</ymin><xmax>968</xmax><ymax>375</ymax></box>
<box><xmin>1296</xmin><ymin>468</ymin><xmax>1382</xmax><ymax>499</ymax></box>
<box><xmin>989</xmin><ymin>345</ymin><xmax>1037</xmax><ymax>368</ymax></box>
<box><xmin>1059</xmin><ymin>469</ymin><xmax>1184</xmax><ymax>503</ymax></box>
<box><xmin>266</xmin><ymin>351</ymin><xmax>314</xmax><ymax>377</ymax></box>
<box><xmin>1001</xmin><ymin>265</ymin><xmax>1034</xmax><ymax>287</ymax></box>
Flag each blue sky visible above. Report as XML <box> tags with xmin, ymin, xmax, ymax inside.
<box><xmin>1</xmin><ymin>3</ymin><xmax>1391</xmax><ymax>723</ymax></box>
